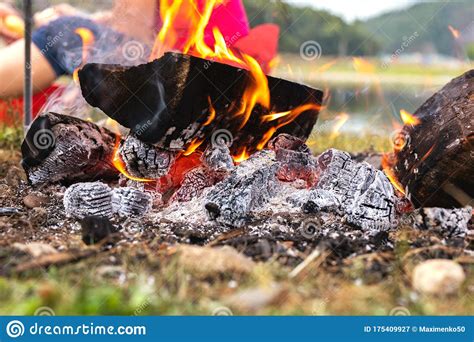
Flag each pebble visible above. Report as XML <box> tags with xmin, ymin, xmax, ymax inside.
<box><xmin>28</xmin><ymin>207</ymin><xmax>48</xmax><ymax>226</ymax></box>
<box><xmin>412</xmin><ymin>259</ymin><xmax>465</xmax><ymax>295</ymax></box>
<box><xmin>12</xmin><ymin>242</ymin><xmax>57</xmax><ymax>258</ymax></box>
<box><xmin>23</xmin><ymin>193</ymin><xmax>49</xmax><ymax>209</ymax></box>
<box><xmin>5</xmin><ymin>166</ymin><xmax>26</xmax><ymax>187</ymax></box>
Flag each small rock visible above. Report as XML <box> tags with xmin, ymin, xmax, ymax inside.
<box><xmin>23</xmin><ymin>193</ymin><xmax>49</xmax><ymax>209</ymax></box>
<box><xmin>28</xmin><ymin>207</ymin><xmax>48</xmax><ymax>226</ymax></box>
<box><xmin>80</xmin><ymin>216</ymin><xmax>117</xmax><ymax>245</ymax></box>
<box><xmin>12</xmin><ymin>242</ymin><xmax>57</xmax><ymax>258</ymax></box>
<box><xmin>0</xmin><ymin>207</ymin><xmax>23</xmax><ymax>216</ymax></box>
<box><xmin>5</xmin><ymin>166</ymin><xmax>26</xmax><ymax>187</ymax></box>
<box><xmin>175</xmin><ymin>245</ymin><xmax>255</xmax><ymax>277</ymax></box>
<box><xmin>224</xmin><ymin>284</ymin><xmax>285</xmax><ymax>312</ymax></box>
<box><xmin>412</xmin><ymin>259</ymin><xmax>465</xmax><ymax>295</ymax></box>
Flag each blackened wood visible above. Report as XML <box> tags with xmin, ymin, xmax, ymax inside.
<box><xmin>21</xmin><ymin>112</ymin><xmax>119</xmax><ymax>185</ymax></box>
<box><xmin>78</xmin><ymin>52</ymin><xmax>323</xmax><ymax>155</ymax></box>
<box><xmin>393</xmin><ymin>70</ymin><xmax>474</xmax><ymax>207</ymax></box>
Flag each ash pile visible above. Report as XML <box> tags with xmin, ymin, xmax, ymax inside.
<box><xmin>16</xmin><ymin>64</ymin><xmax>474</xmax><ymax>260</ymax></box>
<box><xmin>19</xmin><ymin>113</ymin><xmax>472</xmax><ymax>256</ymax></box>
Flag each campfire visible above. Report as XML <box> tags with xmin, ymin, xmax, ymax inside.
<box><xmin>18</xmin><ymin>0</ymin><xmax>473</xmax><ymax>253</ymax></box>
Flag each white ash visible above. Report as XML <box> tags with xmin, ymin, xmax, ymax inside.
<box><xmin>311</xmin><ymin>149</ymin><xmax>396</xmax><ymax>232</ymax></box>
<box><xmin>204</xmin><ymin>150</ymin><xmax>279</xmax><ymax>227</ymax></box>
<box><xmin>112</xmin><ymin>187</ymin><xmax>152</xmax><ymax>217</ymax></box>
<box><xmin>64</xmin><ymin>182</ymin><xmax>114</xmax><ymax>219</ymax></box>
<box><xmin>202</xmin><ymin>142</ymin><xmax>234</xmax><ymax>172</ymax></box>
<box><xmin>411</xmin><ymin>206</ymin><xmax>472</xmax><ymax>238</ymax></box>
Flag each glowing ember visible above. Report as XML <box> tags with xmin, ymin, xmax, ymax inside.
<box><xmin>72</xmin><ymin>27</ymin><xmax>95</xmax><ymax>83</ymax></box>
<box><xmin>400</xmin><ymin>109</ymin><xmax>421</xmax><ymax>126</ymax></box>
<box><xmin>112</xmin><ymin>135</ymin><xmax>153</xmax><ymax>182</ymax></box>
<box><xmin>448</xmin><ymin>25</ymin><xmax>460</xmax><ymax>39</ymax></box>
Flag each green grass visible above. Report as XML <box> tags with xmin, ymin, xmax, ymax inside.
<box><xmin>0</xmin><ymin>244</ymin><xmax>472</xmax><ymax>316</ymax></box>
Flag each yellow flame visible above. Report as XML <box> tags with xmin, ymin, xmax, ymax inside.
<box><xmin>72</xmin><ymin>28</ymin><xmax>95</xmax><ymax>83</ymax></box>
<box><xmin>112</xmin><ymin>135</ymin><xmax>153</xmax><ymax>182</ymax></box>
<box><xmin>400</xmin><ymin>109</ymin><xmax>420</xmax><ymax>126</ymax></box>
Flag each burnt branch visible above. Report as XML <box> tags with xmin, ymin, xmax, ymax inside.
<box><xmin>21</xmin><ymin>112</ymin><xmax>119</xmax><ymax>185</ymax></box>
<box><xmin>394</xmin><ymin>70</ymin><xmax>474</xmax><ymax>207</ymax></box>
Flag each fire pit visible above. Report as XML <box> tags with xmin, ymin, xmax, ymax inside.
<box><xmin>18</xmin><ymin>54</ymin><xmax>473</xmax><ymax>250</ymax></box>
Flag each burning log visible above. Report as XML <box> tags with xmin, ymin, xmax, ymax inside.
<box><xmin>78</xmin><ymin>52</ymin><xmax>323</xmax><ymax>155</ymax></box>
<box><xmin>21</xmin><ymin>112</ymin><xmax>119</xmax><ymax>185</ymax></box>
<box><xmin>119</xmin><ymin>135</ymin><xmax>176</xmax><ymax>179</ymax></box>
<box><xmin>393</xmin><ymin>70</ymin><xmax>474</xmax><ymax>207</ymax></box>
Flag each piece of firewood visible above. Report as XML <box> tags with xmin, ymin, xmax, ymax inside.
<box><xmin>21</xmin><ymin>112</ymin><xmax>119</xmax><ymax>185</ymax></box>
<box><xmin>393</xmin><ymin>70</ymin><xmax>473</xmax><ymax>207</ymax></box>
<box><xmin>79</xmin><ymin>52</ymin><xmax>323</xmax><ymax>155</ymax></box>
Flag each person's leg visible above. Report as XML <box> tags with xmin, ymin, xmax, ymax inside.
<box><xmin>0</xmin><ymin>39</ymin><xmax>56</xmax><ymax>98</ymax></box>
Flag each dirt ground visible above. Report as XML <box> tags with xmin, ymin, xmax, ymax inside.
<box><xmin>0</xmin><ymin>148</ymin><xmax>473</xmax><ymax>315</ymax></box>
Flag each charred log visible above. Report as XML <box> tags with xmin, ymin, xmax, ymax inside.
<box><xmin>79</xmin><ymin>52</ymin><xmax>323</xmax><ymax>155</ymax></box>
<box><xmin>119</xmin><ymin>135</ymin><xmax>176</xmax><ymax>179</ymax></box>
<box><xmin>205</xmin><ymin>150</ymin><xmax>278</xmax><ymax>227</ymax></box>
<box><xmin>393</xmin><ymin>70</ymin><xmax>474</xmax><ymax>207</ymax></box>
<box><xmin>21</xmin><ymin>112</ymin><xmax>119</xmax><ymax>185</ymax></box>
<box><xmin>64</xmin><ymin>182</ymin><xmax>114</xmax><ymax>219</ymax></box>
<box><xmin>308</xmin><ymin>149</ymin><xmax>396</xmax><ymax>232</ymax></box>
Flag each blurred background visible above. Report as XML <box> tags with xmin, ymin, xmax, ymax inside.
<box><xmin>1</xmin><ymin>0</ymin><xmax>472</xmax><ymax>152</ymax></box>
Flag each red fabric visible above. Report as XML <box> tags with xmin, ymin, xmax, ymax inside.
<box><xmin>0</xmin><ymin>85</ymin><xmax>61</xmax><ymax>126</ymax></box>
<box><xmin>233</xmin><ymin>24</ymin><xmax>280</xmax><ymax>74</ymax></box>
<box><xmin>157</xmin><ymin>0</ymin><xmax>250</xmax><ymax>50</ymax></box>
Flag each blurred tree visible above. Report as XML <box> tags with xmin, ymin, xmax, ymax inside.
<box><xmin>243</xmin><ymin>0</ymin><xmax>379</xmax><ymax>56</ymax></box>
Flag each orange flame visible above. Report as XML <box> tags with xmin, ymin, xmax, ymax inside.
<box><xmin>72</xmin><ymin>27</ymin><xmax>95</xmax><ymax>83</ymax></box>
<box><xmin>203</xmin><ymin>97</ymin><xmax>216</xmax><ymax>126</ymax></box>
<box><xmin>381</xmin><ymin>153</ymin><xmax>405</xmax><ymax>195</ymax></box>
<box><xmin>146</xmin><ymin>0</ymin><xmax>320</xmax><ymax>165</ymax></box>
<box><xmin>112</xmin><ymin>135</ymin><xmax>153</xmax><ymax>182</ymax></box>
<box><xmin>400</xmin><ymin>109</ymin><xmax>420</xmax><ymax>126</ymax></box>
<box><xmin>233</xmin><ymin>147</ymin><xmax>250</xmax><ymax>163</ymax></box>
<box><xmin>448</xmin><ymin>25</ymin><xmax>460</xmax><ymax>39</ymax></box>
<box><xmin>183</xmin><ymin>138</ymin><xmax>204</xmax><ymax>156</ymax></box>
